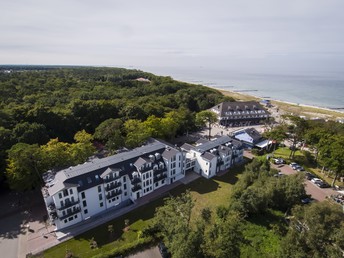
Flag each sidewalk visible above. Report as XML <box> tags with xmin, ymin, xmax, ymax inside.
<box><xmin>24</xmin><ymin>171</ymin><xmax>201</xmax><ymax>256</ymax></box>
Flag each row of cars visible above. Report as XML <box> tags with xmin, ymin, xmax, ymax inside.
<box><xmin>273</xmin><ymin>158</ymin><xmax>330</xmax><ymax>188</ymax></box>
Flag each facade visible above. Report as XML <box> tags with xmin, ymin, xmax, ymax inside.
<box><xmin>181</xmin><ymin>135</ymin><xmax>244</xmax><ymax>179</ymax></box>
<box><xmin>211</xmin><ymin>101</ymin><xmax>271</xmax><ymax>127</ymax></box>
<box><xmin>42</xmin><ymin>139</ymin><xmax>184</xmax><ymax>230</ymax></box>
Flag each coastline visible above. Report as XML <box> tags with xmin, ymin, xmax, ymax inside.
<box><xmin>214</xmin><ymin>88</ymin><xmax>344</xmax><ymax>120</ymax></box>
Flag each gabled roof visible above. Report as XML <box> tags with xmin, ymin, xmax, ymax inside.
<box><xmin>244</xmin><ymin>128</ymin><xmax>262</xmax><ymax>143</ymax></box>
<box><xmin>197</xmin><ymin>135</ymin><xmax>232</xmax><ymax>152</ymax></box>
<box><xmin>201</xmin><ymin>152</ymin><xmax>216</xmax><ymax>161</ymax></box>
<box><xmin>46</xmin><ymin>139</ymin><xmax>180</xmax><ymax>195</ymax></box>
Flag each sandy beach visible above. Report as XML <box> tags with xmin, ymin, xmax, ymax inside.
<box><xmin>216</xmin><ymin>88</ymin><xmax>344</xmax><ymax>121</ymax></box>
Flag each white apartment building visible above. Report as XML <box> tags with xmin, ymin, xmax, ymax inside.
<box><xmin>42</xmin><ymin>139</ymin><xmax>184</xmax><ymax>230</ymax></box>
<box><xmin>181</xmin><ymin>135</ymin><xmax>244</xmax><ymax>179</ymax></box>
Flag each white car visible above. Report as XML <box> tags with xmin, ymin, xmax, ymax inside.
<box><xmin>311</xmin><ymin>178</ymin><xmax>323</xmax><ymax>184</ymax></box>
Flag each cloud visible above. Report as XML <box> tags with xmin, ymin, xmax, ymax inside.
<box><xmin>1</xmin><ymin>0</ymin><xmax>343</xmax><ymax>74</ymax></box>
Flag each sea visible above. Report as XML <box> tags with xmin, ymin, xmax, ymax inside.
<box><xmin>137</xmin><ymin>66</ymin><xmax>344</xmax><ymax>112</ymax></box>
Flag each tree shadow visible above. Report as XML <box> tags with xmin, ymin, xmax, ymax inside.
<box><xmin>0</xmin><ymin>211</ymin><xmax>27</xmax><ymax>239</ymax></box>
<box><xmin>214</xmin><ymin>163</ymin><xmax>247</xmax><ymax>185</ymax></box>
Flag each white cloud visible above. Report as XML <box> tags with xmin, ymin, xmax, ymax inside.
<box><xmin>1</xmin><ymin>0</ymin><xmax>343</xmax><ymax>73</ymax></box>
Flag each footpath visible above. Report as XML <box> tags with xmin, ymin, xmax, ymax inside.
<box><xmin>19</xmin><ymin>172</ymin><xmax>200</xmax><ymax>257</ymax></box>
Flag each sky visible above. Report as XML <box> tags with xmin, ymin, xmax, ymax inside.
<box><xmin>1</xmin><ymin>0</ymin><xmax>344</xmax><ymax>75</ymax></box>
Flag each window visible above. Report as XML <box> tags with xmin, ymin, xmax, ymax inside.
<box><xmin>60</xmin><ymin>200</ymin><xmax>64</xmax><ymax>207</ymax></box>
<box><xmin>98</xmin><ymin>185</ymin><xmax>101</xmax><ymax>192</ymax></box>
<box><xmin>81</xmin><ymin>192</ymin><xmax>85</xmax><ymax>199</ymax></box>
<box><xmin>58</xmin><ymin>193</ymin><xmax>62</xmax><ymax>199</ymax></box>
<box><xmin>87</xmin><ymin>177</ymin><xmax>92</xmax><ymax>184</ymax></box>
<box><xmin>62</xmin><ymin>210</ymin><xmax>66</xmax><ymax>216</ymax></box>
<box><xmin>109</xmin><ymin>199</ymin><xmax>111</xmax><ymax>203</ymax></box>
<box><xmin>124</xmin><ymin>192</ymin><xmax>127</xmax><ymax>196</ymax></box>
<box><xmin>99</xmin><ymin>193</ymin><xmax>103</xmax><ymax>201</ymax></box>
<box><xmin>69</xmin><ymin>189</ymin><xmax>73</xmax><ymax>195</ymax></box>
<box><xmin>162</xmin><ymin>179</ymin><xmax>165</xmax><ymax>184</ymax></box>
<box><xmin>74</xmin><ymin>215</ymin><xmax>77</xmax><ymax>219</ymax></box>
<box><xmin>123</xmin><ymin>183</ymin><xmax>127</xmax><ymax>190</ymax></box>
<box><xmin>100</xmin><ymin>202</ymin><xmax>103</xmax><ymax>207</ymax></box>
<box><xmin>64</xmin><ymin>219</ymin><xmax>67</xmax><ymax>223</ymax></box>
<box><xmin>68</xmin><ymin>217</ymin><xmax>73</xmax><ymax>221</ymax></box>
<box><xmin>123</xmin><ymin>176</ymin><xmax>126</xmax><ymax>182</ymax></box>
<box><xmin>84</xmin><ymin>209</ymin><xmax>88</xmax><ymax>214</ymax></box>
<box><xmin>63</xmin><ymin>189</ymin><xmax>68</xmax><ymax>197</ymax></box>
<box><xmin>155</xmin><ymin>183</ymin><xmax>158</xmax><ymax>187</ymax></box>
<box><xmin>83</xmin><ymin>200</ymin><xmax>87</xmax><ymax>207</ymax></box>
<box><xmin>71</xmin><ymin>196</ymin><xmax>74</xmax><ymax>202</ymax></box>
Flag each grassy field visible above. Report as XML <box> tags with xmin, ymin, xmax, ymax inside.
<box><xmin>42</xmin><ymin>163</ymin><xmax>284</xmax><ymax>258</ymax></box>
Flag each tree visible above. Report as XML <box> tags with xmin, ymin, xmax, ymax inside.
<box><xmin>124</xmin><ymin>119</ymin><xmax>151</xmax><ymax>148</ymax></box>
<box><xmin>285</xmin><ymin>116</ymin><xmax>308</xmax><ymax>159</ymax></box>
<box><xmin>195</xmin><ymin>110</ymin><xmax>218</xmax><ymax>140</ymax></box>
<box><xmin>6</xmin><ymin>143</ymin><xmax>44</xmax><ymax>191</ymax></box>
<box><xmin>12</xmin><ymin>122</ymin><xmax>49</xmax><ymax>145</ymax></box>
<box><xmin>318</xmin><ymin>135</ymin><xmax>344</xmax><ymax>187</ymax></box>
<box><xmin>202</xmin><ymin>213</ymin><xmax>242</xmax><ymax>258</ymax></box>
<box><xmin>154</xmin><ymin>191</ymin><xmax>196</xmax><ymax>258</ymax></box>
<box><xmin>280</xmin><ymin>202</ymin><xmax>344</xmax><ymax>258</ymax></box>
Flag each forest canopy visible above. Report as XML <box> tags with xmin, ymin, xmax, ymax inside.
<box><xmin>0</xmin><ymin>66</ymin><xmax>231</xmax><ymax>190</ymax></box>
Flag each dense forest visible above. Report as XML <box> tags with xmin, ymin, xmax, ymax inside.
<box><xmin>0</xmin><ymin>66</ymin><xmax>232</xmax><ymax>190</ymax></box>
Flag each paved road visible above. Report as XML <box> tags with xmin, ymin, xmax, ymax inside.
<box><xmin>128</xmin><ymin>246</ymin><xmax>161</xmax><ymax>258</ymax></box>
<box><xmin>271</xmin><ymin>163</ymin><xmax>338</xmax><ymax>201</ymax></box>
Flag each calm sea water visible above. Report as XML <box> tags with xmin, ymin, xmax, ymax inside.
<box><xmin>139</xmin><ymin>66</ymin><xmax>344</xmax><ymax>111</ymax></box>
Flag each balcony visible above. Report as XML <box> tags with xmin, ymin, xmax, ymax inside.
<box><xmin>104</xmin><ymin>175</ymin><xmax>121</xmax><ymax>183</ymax></box>
<box><xmin>105</xmin><ymin>182</ymin><xmax>122</xmax><ymax>192</ymax></box>
<box><xmin>58</xmin><ymin>200</ymin><xmax>79</xmax><ymax>210</ymax></box>
<box><xmin>47</xmin><ymin>203</ymin><xmax>56</xmax><ymax>212</ymax></box>
<box><xmin>106</xmin><ymin>190</ymin><xmax>122</xmax><ymax>199</ymax></box>
<box><xmin>153</xmin><ymin>173</ymin><xmax>167</xmax><ymax>183</ymax></box>
<box><xmin>49</xmin><ymin>211</ymin><xmax>58</xmax><ymax>221</ymax></box>
<box><xmin>58</xmin><ymin>207</ymin><xmax>81</xmax><ymax>220</ymax></box>
<box><xmin>131</xmin><ymin>177</ymin><xmax>141</xmax><ymax>184</ymax></box>
<box><xmin>153</xmin><ymin>167</ymin><xmax>167</xmax><ymax>177</ymax></box>
<box><xmin>132</xmin><ymin>185</ymin><xmax>142</xmax><ymax>192</ymax></box>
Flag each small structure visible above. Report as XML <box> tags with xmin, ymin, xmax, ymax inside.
<box><xmin>232</xmin><ymin>128</ymin><xmax>270</xmax><ymax>149</ymax></box>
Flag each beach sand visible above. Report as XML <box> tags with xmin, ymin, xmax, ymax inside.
<box><xmin>217</xmin><ymin>89</ymin><xmax>344</xmax><ymax>121</ymax></box>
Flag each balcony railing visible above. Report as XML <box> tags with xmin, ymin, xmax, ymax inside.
<box><xmin>106</xmin><ymin>190</ymin><xmax>122</xmax><ymax>199</ymax></box>
<box><xmin>104</xmin><ymin>175</ymin><xmax>121</xmax><ymax>183</ymax></box>
<box><xmin>153</xmin><ymin>168</ymin><xmax>167</xmax><ymax>177</ymax></box>
<box><xmin>58</xmin><ymin>207</ymin><xmax>81</xmax><ymax>220</ymax></box>
<box><xmin>47</xmin><ymin>203</ymin><xmax>56</xmax><ymax>212</ymax></box>
<box><xmin>58</xmin><ymin>200</ymin><xmax>79</xmax><ymax>210</ymax></box>
<box><xmin>49</xmin><ymin>211</ymin><xmax>58</xmax><ymax>221</ymax></box>
<box><xmin>131</xmin><ymin>185</ymin><xmax>142</xmax><ymax>192</ymax></box>
<box><xmin>105</xmin><ymin>182</ymin><xmax>122</xmax><ymax>192</ymax></box>
<box><xmin>131</xmin><ymin>177</ymin><xmax>141</xmax><ymax>184</ymax></box>
<box><xmin>153</xmin><ymin>173</ymin><xmax>167</xmax><ymax>183</ymax></box>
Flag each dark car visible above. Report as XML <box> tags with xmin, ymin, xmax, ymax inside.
<box><xmin>305</xmin><ymin>172</ymin><xmax>316</xmax><ymax>180</ymax></box>
<box><xmin>301</xmin><ymin>197</ymin><xmax>313</xmax><ymax>204</ymax></box>
<box><xmin>315</xmin><ymin>181</ymin><xmax>330</xmax><ymax>188</ymax></box>
<box><xmin>158</xmin><ymin>242</ymin><xmax>171</xmax><ymax>258</ymax></box>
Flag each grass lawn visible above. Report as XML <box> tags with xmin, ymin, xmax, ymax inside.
<box><xmin>42</xmin><ymin>165</ymin><xmax>245</xmax><ymax>258</ymax></box>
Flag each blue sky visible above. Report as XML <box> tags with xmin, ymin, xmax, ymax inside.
<box><xmin>1</xmin><ymin>0</ymin><xmax>344</xmax><ymax>75</ymax></box>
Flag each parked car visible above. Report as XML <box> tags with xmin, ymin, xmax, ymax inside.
<box><xmin>315</xmin><ymin>181</ymin><xmax>330</xmax><ymax>188</ymax></box>
<box><xmin>311</xmin><ymin>178</ymin><xmax>323</xmax><ymax>184</ymax></box>
<box><xmin>158</xmin><ymin>242</ymin><xmax>171</xmax><ymax>258</ymax></box>
<box><xmin>296</xmin><ymin>166</ymin><xmax>305</xmax><ymax>171</ymax></box>
<box><xmin>290</xmin><ymin>162</ymin><xmax>298</xmax><ymax>167</ymax></box>
<box><xmin>301</xmin><ymin>197</ymin><xmax>313</xmax><ymax>204</ymax></box>
<box><xmin>273</xmin><ymin>158</ymin><xmax>286</xmax><ymax>165</ymax></box>
<box><xmin>305</xmin><ymin>172</ymin><xmax>316</xmax><ymax>180</ymax></box>
<box><xmin>274</xmin><ymin>172</ymin><xmax>284</xmax><ymax>177</ymax></box>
